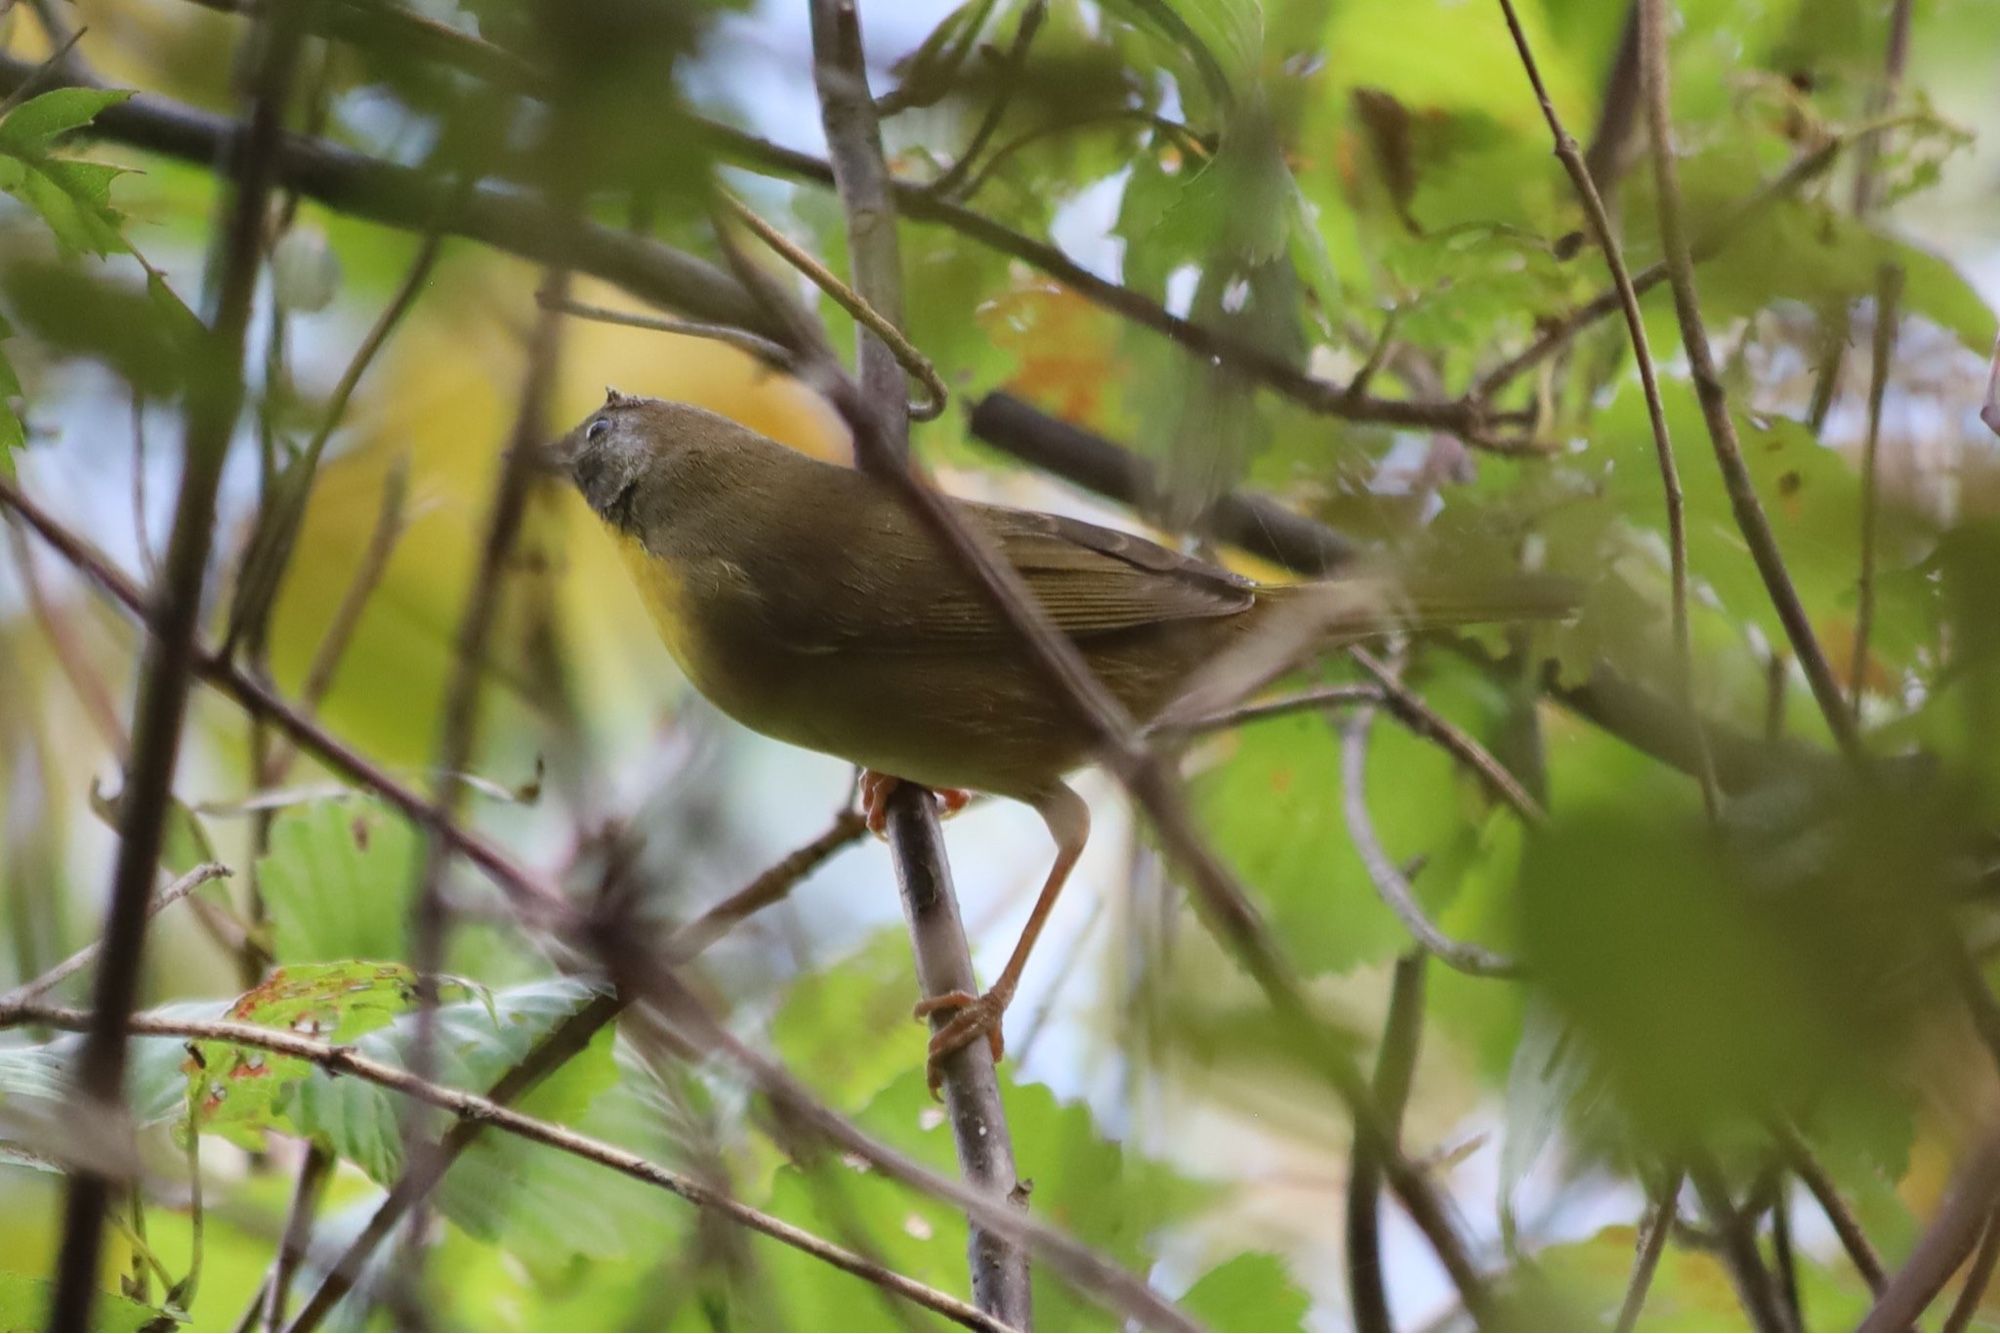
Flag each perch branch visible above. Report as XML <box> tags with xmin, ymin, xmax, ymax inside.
<box><xmin>807</xmin><ymin>3</ymin><xmax>1029</xmax><ymax>1322</ymax></box>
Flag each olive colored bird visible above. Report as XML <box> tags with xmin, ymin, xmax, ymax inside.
<box><xmin>555</xmin><ymin>391</ymin><xmax>1570</xmax><ymax>1091</ymax></box>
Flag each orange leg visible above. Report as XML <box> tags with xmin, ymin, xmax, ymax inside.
<box><xmin>914</xmin><ymin>783</ymin><xmax>1090</xmax><ymax>1097</ymax></box>
<box><xmin>859</xmin><ymin>771</ymin><xmax>971</xmax><ymax>839</ymax></box>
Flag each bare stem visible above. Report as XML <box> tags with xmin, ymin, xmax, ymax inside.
<box><xmin>0</xmin><ymin>863</ymin><xmax>230</xmax><ymax>1008</ymax></box>
<box><xmin>1638</xmin><ymin>0</ymin><xmax>1863</xmax><ymax>763</ymax></box>
<box><xmin>1496</xmin><ymin>0</ymin><xmax>1716</xmax><ymax>815</ymax></box>
<box><xmin>1616</xmin><ymin>1169</ymin><xmax>1681</xmax><ymax>1330</ymax></box>
<box><xmin>1345</xmin><ymin>952</ymin><xmax>1427</xmax><ymax>1331</ymax></box>
<box><xmin>47</xmin><ymin>9</ymin><xmax>302</xmax><ymax>1324</ymax></box>
<box><xmin>1851</xmin><ymin>263</ymin><xmax>1902</xmax><ymax>715</ymax></box>
<box><xmin>808</xmin><ymin>3</ymin><xmax>1028</xmax><ymax>1321</ymax></box>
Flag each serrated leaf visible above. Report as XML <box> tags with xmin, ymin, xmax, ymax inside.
<box><xmin>1180</xmin><ymin>1251</ymin><xmax>1310</xmax><ymax>1332</ymax></box>
<box><xmin>282</xmin><ymin>977</ymin><xmax>636</xmax><ymax>1257</ymax></box>
<box><xmin>0</xmin><ymin>88</ymin><xmax>134</xmax><ymax>155</ymax></box>
<box><xmin>255</xmin><ymin>797</ymin><xmax>417</xmax><ymax>965</ymax></box>
<box><xmin>184</xmin><ymin>961</ymin><xmax>467</xmax><ymax>1146</ymax></box>
<box><xmin>0</xmin><ymin>1271</ymin><xmax>172</xmax><ymax>1332</ymax></box>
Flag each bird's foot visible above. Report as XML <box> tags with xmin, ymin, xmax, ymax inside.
<box><xmin>859</xmin><ymin>771</ymin><xmax>971</xmax><ymax>839</ymax></box>
<box><xmin>913</xmin><ymin>986</ymin><xmax>1011</xmax><ymax>1098</ymax></box>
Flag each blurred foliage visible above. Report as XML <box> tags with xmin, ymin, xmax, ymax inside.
<box><xmin>1</xmin><ymin>0</ymin><xmax>1999</xmax><ymax>1329</ymax></box>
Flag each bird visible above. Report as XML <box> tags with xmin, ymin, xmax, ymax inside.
<box><xmin>552</xmin><ymin>390</ymin><xmax>1572</xmax><ymax>1093</ymax></box>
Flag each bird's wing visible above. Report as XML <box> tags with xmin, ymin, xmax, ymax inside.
<box><xmin>891</xmin><ymin>502</ymin><xmax>1256</xmax><ymax>643</ymax></box>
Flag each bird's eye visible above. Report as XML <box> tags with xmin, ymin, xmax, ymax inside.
<box><xmin>586</xmin><ymin>417</ymin><xmax>612</xmax><ymax>442</ymax></box>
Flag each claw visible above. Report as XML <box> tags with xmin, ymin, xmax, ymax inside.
<box><xmin>859</xmin><ymin>772</ymin><xmax>972</xmax><ymax>841</ymax></box>
<box><xmin>914</xmin><ymin>988</ymin><xmax>1009</xmax><ymax>1098</ymax></box>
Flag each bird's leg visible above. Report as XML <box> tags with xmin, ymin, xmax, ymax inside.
<box><xmin>916</xmin><ymin>784</ymin><xmax>1090</xmax><ymax>1096</ymax></box>
<box><xmin>858</xmin><ymin>771</ymin><xmax>971</xmax><ymax>838</ymax></box>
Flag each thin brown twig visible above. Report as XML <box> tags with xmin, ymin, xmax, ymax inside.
<box><xmin>1686</xmin><ymin>1156</ymin><xmax>1789</xmax><ymax>1330</ymax></box>
<box><xmin>535</xmin><ymin>290</ymin><xmax>794</xmax><ymax>370</ymax></box>
<box><xmin>1339</xmin><ymin>690</ymin><xmax>1520</xmax><ymax>977</ymax></box>
<box><xmin>1616</xmin><ymin>1168</ymin><xmax>1681</xmax><ymax>1331</ymax></box>
<box><xmin>1851</xmin><ymin>263</ymin><xmax>1902</xmax><ymax>716</ymax></box>
<box><xmin>1178</xmin><ymin>683</ymin><xmax>1383</xmax><ymax>735</ymax></box>
<box><xmin>924</xmin><ymin>0</ymin><xmax>1046</xmax><ymax>200</ymax></box>
<box><xmin>1345</xmin><ymin>951</ymin><xmax>1427</xmax><ymax>1332</ymax></box>
<box><xmin>398</xmin><ymin>271</ymin><xmax>567</xmax><ymax>1287</ymax></box>
<box><xmin>1472</xmin><ymin>123</ymin><xmax>1908</xmax><ymax>400</ymax></box>
<box><xmin>47</xmin><ymin>9</ymin><xmax>303</xmax><ymax>1323</ymax></box>
<box><xmin>0</xmin><ymin>1000</ymin><xmax>1012</xmax><ymax>1334</ymax></box>
<box><xmin>259</xmin><ymin>1145</ymin><xmax>330</xmax><ymax>1330</ymax></box>
<box><xmin>1851</xmin><ymin>0</ymin><xmax>1915</xmax><ymax>217</ymax></box>
<box><xmin>4</xmin><ymin>518</ymin><xmax>130</xmax><ymax>755</ymax></box>
<box><xmin>263</xmin><ymin>456</ymin><xmax>409</xmax><ymax>777</ymax></box>
<box><xmin>1769</xmin><ymin>1119</ymin><xmax>1886</xmax><ymax>1294</ymax></box>
<box><xmin>1350</xmin><ymin>646</ymin><xmax>1546</xmax><ymax>825</ymax></box>
<box><xmin>718</xmin><ymin>191</ymin><xmax>947</xmax><ymax>422</ymax></box>
<box><xmin>221</xmin><ymin>224</ymin><xmax>451</xmax><ymax>658</ymax></box>
<box><xmin>1496</xmin><ymin>0</ymin><xmax>1716</xmax><ymax>817</ymax></box>
<box><xmin>1638</xmin><ymin>0</ymin><xmax>1864</xmax><ymax>764</ymax></box>
<box><xmin>0</xmin><ymin>863</ymin><xmax>230</xmax><ymax>1008</ymax></box>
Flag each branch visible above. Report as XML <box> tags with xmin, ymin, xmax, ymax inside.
<box><xmin>0</xmin><ymin>863</ymin><xmax>230</xmax><ymax>1008</ymax></box>
<box><xmin>48</xmin><ymin>10</ymin><xmax>303</xmax><ymax>1325</ymax></box>
<box><xmin>808</xmin><ymin>4</ymin><xmax>1029</xmax><ymax>1323</ymax></box>
<box><xmin>1350</xmin><ymin>646</ymin><xmax>1545</xmax><ymax>824</ymax></box>
<box><xmin>1345</xmin><ymin>952</ymin><xmax>1427</xmax><ymax>1332</ymax></box>
<box><xmin>1616</xmin><ymin>1169</ymin><xmax>1681</xmax><ymax>1330</ymax></box>
<box><xmin>1339</xmin><ymin>693</ymin><xmax>1520</xmax><ymax>976</ymax></box>
<box><xmin>1685</xmin><ymin>1156</ymin><xmax>1789</xmax><ymax>1331</ymax></box>
<box><xmin>1769</xmin><ymin>1120</ymin><xmax>1886</xmax><ymax>1294</ymax></box>
<box><xmin>1496</xmin><ymin>0</ymin><xmax>1715</xmax><ymax>815</ymax></box>
<box><xmin>1945</xmin><ymin>1205</ymin><xmax>2000</xmax><ymax>1332</ymax></box>
<box><xmin>1179</xmin><ymin>683</ymin><xmax>1382</xmax><ymax>735</ymax></box>
<box><xmin>623</xmin><ymin>977</ymin><xmax>1196</xmax><ymax>1332</ymax></box>
<box><xmin>1863</xmin><ymin>1127</ymin><xmax>2000</xmax><ymax>1330</ymax></box>
<box><xmin>1850</xmin><ymin>0</ymin><xmax>1915</xmax><ymax>216</ymax></box>
<box><xmin>0</xmin><ymin>1001</ymin><xmax>1011</xmax><ymax>1334</ymax></box>
<box><xmin>969</xmin><ymin>393</ymin><xmax>1824</xmax><ymax>795</ymax></box>
<box><xmin>1637</xmin><ymin>0</ymin><xmax>1864</xmax><ymax>763</ymax></box>
<box><xmin>1851</xmin><ymin>263</ymin><xmax>1902</xmax><ymax>713</ymax></box>
<box><xmin>0</xmin><ymin>452</ymin><xmax>1204</xmax><ymax>1334</ymax></box>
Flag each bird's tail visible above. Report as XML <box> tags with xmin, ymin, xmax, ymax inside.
<box><xmin>1155</xmin><ymin>571</ymin><xmax>1580</xmax><ymax>731</ymax></box>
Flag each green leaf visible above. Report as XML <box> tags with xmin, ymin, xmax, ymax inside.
<box><xmin>255</xmin><ymin>797</ymin><xmax>417</xmax><ymax>965</ymax></box>
<box><xmin>1180</xmin><ymin>1252</ymin><xmax>1310</xmax><ymax>1332</ymax></box>
<box><xmin>0</xmin><ymin>1271</ymin><xmax>173</xmax><ymax>1332</ymax></box>
<box><xmin>283</xmin><ymin>977</ymin><xmax>641</xmax><ymax>1257</ymax></box>
<box><xmin>186</xmin><ymin>961</ymin><xmax>466</xmax><ymax>1146</ymax></box>
<box><xmin>770</xmin><ymin>928</ymin><xmax>923</xmax><ymax>1112</ymax></box>
<box><xmin>1191</xmin><ymin>662</ymin><xmax>1512</xmax><ymax>976</ymax></box>
<box><xmin>0</xmin><ymin>88</ymin><xmax>134</xmax><ymax>155</ymax></box>
<box><xmin>755</xmin><ymin>1072</ymin><xmax>1209</xmax><ymax>1329</ymax></box>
